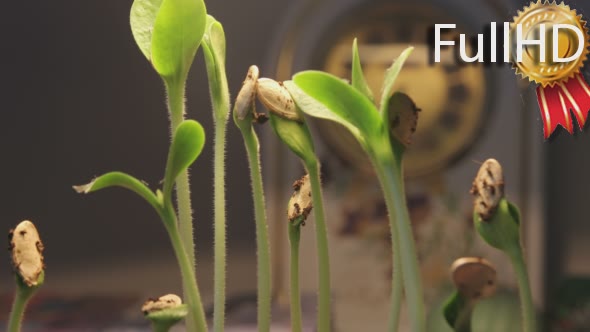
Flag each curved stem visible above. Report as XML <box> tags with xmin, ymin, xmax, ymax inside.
<box><xmin>165</xmin><ymin>80</ymin><xmax>199</xmax><ymax>332</ymax></box>
<box><xmin>7</xmin><ymin>283</ymin><xmax>36</xmax><ymax>332</ymax></box>
<box><xmin>305</xmin><ymin>160</ymin><xmax>331</xmax><ymax>332</ymax></box>
<box><xmin>213</xmin><ymin>121</ymin><xmax>228</xmax><ymax>332</ymax></box>
<box><xmin>508</xmin><ymin>247</ymin><xmax>536</xmax><ymax>332</ymax></box>
<box><xmin>288</xmin><ymin>222</ymin><xmax>303</xmax><ymax>332</ymax></box>
<box><xmin>163</xmin><ymin>209</ymin><xmax>208</xmax><ymax>332</ymax></box>
<box><xmin>375</xmin><ymin>159</ymin><xmax>425</xmax><ymax>332</ymax></box>
<box><xmin>373</xmin><ymin>164</ymin><xmax>403</xmax><ymax>332</ymax></box>
<box><xmin>242</xmin><ymin>127</ymin><xmax>272</xmax><ymax>332</ymax></box>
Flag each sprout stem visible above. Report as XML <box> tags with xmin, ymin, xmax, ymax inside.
<box><xmin>508</xmin><ymin>247</ymin><xmax>536</xmax><ymax>332</ymax></box>
<box><xmin>163</xmin><ymin>208</ymin><xmax>208</xmax><ymax>332</ymax></box>
<box><xmin>212</xmin><ymin>122</ymin><xmax>228</xmax><ymax>332</ymax></box>
<box><xmin>305</xmin><ymin>160</ymin><xmax>331</xmax><ymax>332</ymax></box>
<box><xmin>7</xmin><ymin>282</ymin><xmax>36</xmax><ymax>332</ymax></box>
<box><xmin>165</xmin><ymin>80</ymin><xmax>199</xmax><ymax>331</ymax></box>
<box><xmin>288</xmin><ymin>222</ymin><xmax>303</xmax><ymax>332</ymax></box>
<box><xmin>241</xmin><ymin>127</ymin><xmax>272</xmax><ymax>332</ymax></box>
<box><xmin>375</xmin><ymin>159</ymin><xmax>425</xmax><ymax>332</ymax></box>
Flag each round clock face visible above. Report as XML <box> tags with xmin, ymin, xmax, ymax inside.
<box><xmin>314</xmin><ymin>3</ymin><xmax>489</xmax><ymax>178</ymax></box>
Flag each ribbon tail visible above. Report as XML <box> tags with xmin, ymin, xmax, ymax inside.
<box><xmin>536</xmin><ymin>85</ymin><xmax>571</xmax><ymax>139</ymax></box>
<box><xmin>560</xmin><ymin>74</ymin><xmax>590</xmax><ymax>130</ymax></box>
<box><xmin>536</xmin><ymin>74</ymin><xmax>590</xmax><ymax>139</ymax></box>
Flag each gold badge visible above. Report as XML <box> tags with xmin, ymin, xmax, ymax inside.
<box><xmin>511</xmin><ymin>1</ymin><xmax>590</xmax><ymax>87</ymax></box>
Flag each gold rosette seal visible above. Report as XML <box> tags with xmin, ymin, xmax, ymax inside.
<box><xmin>511</xmin><ymin>1</ymin><xmax>590</xmax><ymax>138</ymax></box>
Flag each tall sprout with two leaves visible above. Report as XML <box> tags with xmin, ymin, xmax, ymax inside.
<box><xmin>77</xmin><ymin>0</ymin><xmax>211</xmax><ymax>331</ymax></box>
<box><xmin>284</xmin><ymin>40</ymin><xmax>426</xmax><ymax>332</ymax></box>
<box><xmin>132</xmin><ymin>2</ymin><xmax>233</xmax><ymax>332</ymax></box>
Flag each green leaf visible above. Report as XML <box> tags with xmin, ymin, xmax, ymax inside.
<box><xmin>73</xmin><ymin>172</ymin><xmax>161</xmax><ymax>212</ymax></box>
<box><xmin>146</xmin><ymin>304</ymin><xmax>188</xmax><ymax>329</ymax></box>
<box><xmin>443</xmin><ymin>291</ymin><xmax>463</xmax><ymax>329</ymax></box>
<box><xmin>202</xmin><ymin>15</ymin><xmax>230</xmax><ymax>121</ymax></box>
<box><xmin>163</xmin><ymin>120</ymin><xmax>206</xmax><ymax>203</ymax></box>
<box><xmin>269</xmin><ymin>113</ymin><xmax>316</xmax><ymax>166</ymax></box>
<box><xmin>351</xmin><ymin>38</ymin><xmax>374</xmax><ymax>103</ymax></box>
<box><xmin>474</xmin><ymin>199</ymin><xmax>521</xmax><ymax>253</ymax></box>
<box><xmin>151</xmin><ymin>0</ymin><xmax>207</xmax><ymax>80</ymax></box>
<box><xmin>130</xmin><ymin>0</ymin><xmax>163</xmax><ymax>61</ymax></box>
<box><xmin>379</xmin><ymin>47</ymin><xmax>414</xmax><ymax>116</ymax></box>
<box><xmin>285</xmin><ymin>74</ymin><xmax>380</xmax><ymax>147</ymax></box>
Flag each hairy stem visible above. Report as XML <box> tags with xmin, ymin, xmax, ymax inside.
<box><xmin>163</xmin><ymin>209</ymin><xmax>208</xmax><ymax>332</ymax></box>
<box><xmin>288</xmin><ymin>222</ymin><xmax>303</xmax><ymax>332</ymax></box>
<box><xmin>212</xmin><ymin>120</ymin><xmax>228</xmax><ymax>332</ymax></box>
<box><xmin>508</xmin><ymin>247</ymin><xmax>536</xmax><ymax>332</ymax></box>
<box><xmin>373</xmin><ymin>164</ymin><xmax>404</xmax><ymax>332</ymax></box>
<box><xmin>241</xmin><ymin>127</ymin><xmax>272</xmax><ymax>332</ymax></box>
<box><xmin>165</xmin><ymin>80</ymin><xmax>198</xmax><ymax>331</ymax></box>
<box><xmin>305</xmin><ymin>160</ymin><xmax>331</xmax><ymax>332</ymax></box>
<box><xmin>375</xmin><ymin>159</ymin><xmax>425</xmax><ymax>332</ymax></box>
<box><xmin>7</xmin><ymin>282</ymin><xmax>36</xmax><ymax>332</ymax></box>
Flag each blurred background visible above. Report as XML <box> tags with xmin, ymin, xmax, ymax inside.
<box><xmin>0</xmin><ymin>0</ymin><xmax>589</xmax><ymax>331</ymax></box>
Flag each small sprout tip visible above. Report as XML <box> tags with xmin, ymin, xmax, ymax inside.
<box><xmin>288</xmin><ymin>174</ymin><xmax>313</xmax><ymax>226</ymax></box>
<box><xmin>10</xmin><ymin>220</ymin><xmax>45</xmax><ymax>287</ymax></box>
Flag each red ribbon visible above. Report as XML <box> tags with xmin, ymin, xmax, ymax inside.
<box><xmin>536</xmin><ymin>74</ymin><xmax>590</xmax><ymax>139</ymax></box>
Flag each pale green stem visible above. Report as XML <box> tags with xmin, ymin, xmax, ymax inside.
<box><xmin>373</xmin><ymin>163</ymin><xmax>404</xmax><ymax>332</ymax></box>
<box><xmin>305</xmin><ymin>160</ymin><xmax>331</xmax><ymax>332</ymax></box>
<box><xmin>213</xmin><ymin>121</ymin><xmax>228</xmax><ymax>332</ymax></box>
<box><xmin>508</xmin><ymin>247</ymin><xmax>536</xmax><ymax>332</ymax></box>
<box><xmin>7</xmin><ymin>282</ymin><xmax>36</xmax><ymax>332</ymax></box>
<box><xmin>241</xmin><ymin>127</ymin><xmax>272</xmax><ymax>332</ymax></box>
<box><xmin>162</xmin><ymin>208</ymin><xmax>208</xmax><ymax>332</ymax></box>
<box><xmin>288</xmin><ymin>222</ymin><xmax>303</xmax><ymax>332</ymax></box>
<box><xmin>375</xmin><ymin>159</ymin><xmax>425</xmax><ymax>332</ymax></box>
<box><xmin>165</xmin><ymin>80</ymin><xmax>198</xmax><ymax>331</ymax></box>
<box><xmin>151</xmin><ymin>323</ymin><xmax>171</xmax><ymax>332</ymax></box>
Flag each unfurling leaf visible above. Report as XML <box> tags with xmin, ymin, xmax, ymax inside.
<box><xmin>73</xmin><ymin>172</ymin><xmax>161</xmax><ymax>212</ymax></box>
<box><xmin>379</xmin><ymin>47</ymin><xmax>414</xmax><ymax>114</ymax></box>
<box><xmin>289</xmin><ymin>71</ymin><xmax>381</xmax><ymax>146</ymax></box>
<box><xmin>269</xmin><ymin>110</ymin><xmax>316</xmax><ymax>166</ymax></box>
<box><xmin>351</xmin><ymin>38</ymin><xmax>374</xmax><ymax>103</ymax></box>
<box><xmin>202</xmin><ymin>15</ymin><xmax>230</xmax><ymax>121</ymax></box>
<box><xmin>163</xmin><ymin>120</ymin><xmax>206</xmax><ymax>202</ymax></box>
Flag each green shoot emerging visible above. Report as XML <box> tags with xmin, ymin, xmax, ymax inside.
<box><xmin>285</xmin><ymin>43</ymin><xmax>425</xmax><ymax>332</ymax></box>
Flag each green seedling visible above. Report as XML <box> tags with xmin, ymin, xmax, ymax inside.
<box><xmin>284</xmin><ymin>40</ymin><xmax>425</xmax><ymax>332</ymax></box>
<box><xmin>471</xmin><ymin>159</ymin><xmax>536</xmax><ymax>332</ymax></box>
<box><xmin>201</xmin><ymin>14</ymin><xmax>232</xmax><ymax>332</ymax></box>
<box><xmin>142</xmin><ymin>294</ymin><xmax>188</xmax><ymax>332</ymax></box>
<box><xmin>443</xmin><ymin>257</ymin><xmax>497</xmax><ymax>332</ymax></box>
<box><xmin>130</xmin><ymin>1</ymin><xmax>207</xmax><ymax>330</ymax></box>
<box><xmin>256</xmin><ymin>76</ymin><xmax>332</xmax><ymax>332</ymax></box>
<box><xmin>75</xmin><ymin>120</ymin><xmax>208</xmax><ymax>331</ymax></box>
<box><xmin>286</xmin><ymin>174</ymin><xmax>313</xmax><ymax>332</ymax></box>
<box><xmin>233</xmin><ymin>65</ymin><xmax>272</xmax><ymax>332</ymax></box>
<box><xmin>287</xmin><ymin>175</ymin><xmax>313</xmax><ymax>332</ymax></box>
<box><xmin>7</xmin><ymin>220</ymin><xmax>45</xmax><ymax>332</ymax></box>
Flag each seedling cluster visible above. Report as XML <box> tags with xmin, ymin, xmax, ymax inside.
<box><xmin>4</xmin><ymin>1</ymin><xmax>537</xmax><ymax>332</ymax></box>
